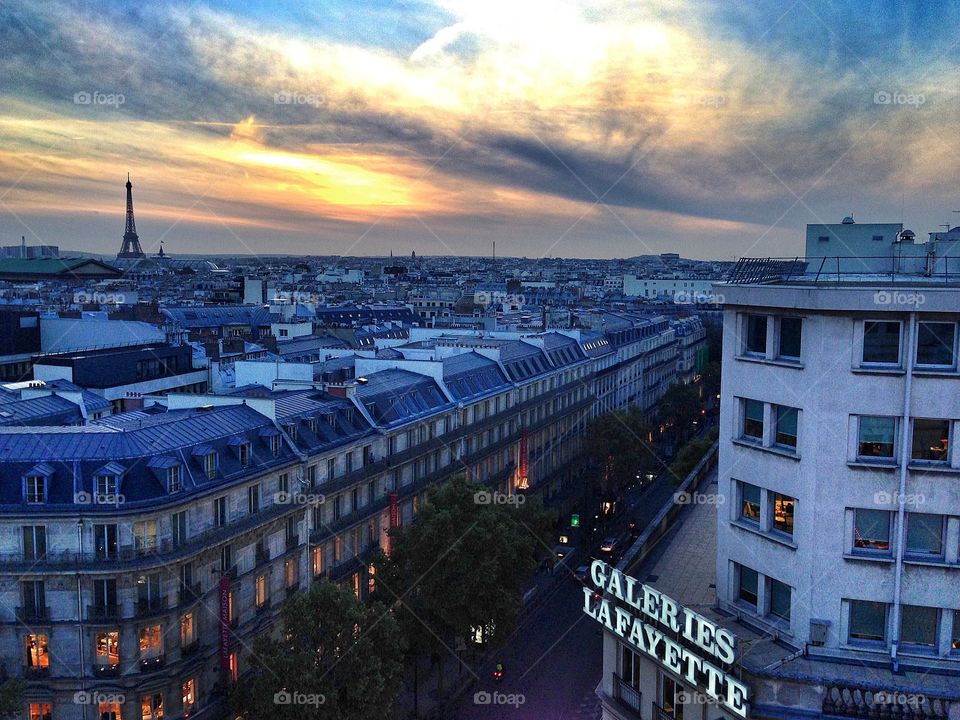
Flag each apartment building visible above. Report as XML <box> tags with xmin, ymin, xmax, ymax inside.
<box><xmin>1</xmin><ymin>329</ymin><xmax>621</xmax><ymax>720</ymax></box>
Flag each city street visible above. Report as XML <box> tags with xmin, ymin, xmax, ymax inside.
<box><xmin>450</xmin><ymin>455</ymin><xmax>697</xmax><ymax>720</ymax></box>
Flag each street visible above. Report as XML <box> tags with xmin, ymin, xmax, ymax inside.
<box><xmin>450</xmin><ymin>455</ymin><xmax>693</xmax><ymax>719</ymax></box>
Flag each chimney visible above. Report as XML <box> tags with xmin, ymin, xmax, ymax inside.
<box><xmin>325</xmin><ymin>381</ymin><xmax>357</xmax><ymax>399</ymax></box>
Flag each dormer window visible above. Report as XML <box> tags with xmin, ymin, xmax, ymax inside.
<box><xmin>239</xmin><ymin>443</ymin><xmax>251</xmax><ymax>467</ymax></box>
<box><xmin>168</xmin><ymin>465</ymin><xmax>182</xmax><ymax>493</ymax></box>
<box><xmin>306</xmin><ymin>417</ymin><xmax>318</xmax><ymax>434</ymax></box>
<box><xmin>270</xmin><ymin>434</ymin><xmax>281</xmax><ymax>457</ymax></box>
<box><xmin>95</xmin><ymin>474</ymin><xmax>118</xmax><ymax>503</ymax></box>
<box><xmin>25</xmin><ymin>476</ymin><xmax>45</xmax><ymax>504</ymax></box>
<box><xmin>204</xmin><ymin>452</ymin><xmax>217</xmax><ymax>478</ymax></box>
<box><xmin>286</xmin><ymin>424</ymin><xmax>298</xmax><ymax>443</ymax></box>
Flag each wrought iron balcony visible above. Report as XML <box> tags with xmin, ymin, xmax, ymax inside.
<box><xmin>87</xmin><ymin>604</ymin><xmax>121</xmax><ymax>622</ymax></box>
<box><xmin>135</xmin><ymin>596</ymin><xmax>167</xmax><ymax>617</ymax></box>
<box><xmin>15</xmin><ymin>606</ymin><xmax>50</xmax><ymax>624</ymax></box>
<box><xmin>613</xmin><ymin>674</ymin><xmax>642</xmax><ymax>715</ymax></box>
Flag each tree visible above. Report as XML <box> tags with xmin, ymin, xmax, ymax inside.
<box><xmin>0</xmin><ymin>680</ymin><xmax>24</xmax><ymax>718</ymax></box>
<box><xmin>657</xmin><ymin>382</ymin><xmax>702</xmax><ymax>446</ymax></box>
<box><xmin>372</xmin><ymin>475</ymin><xmax>553</xmax><ymax>699</ymax></box>
<box><xmin>231</xmin><ymin>580</ymin><xmax>405</xmax><ymax>720</ymax></box>
<box><xmin>584</xmin><ymin>407</ymin><xmax>657</xmax><ymax>498</ymax></box>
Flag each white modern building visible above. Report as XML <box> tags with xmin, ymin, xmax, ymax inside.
<box><xmin>593</xmin><ymin>261</ymin><xmax>960</xmax><ymax>720</ymax></box>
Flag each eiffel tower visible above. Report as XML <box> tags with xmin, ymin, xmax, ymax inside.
<box><xmin>117</xmin><ymin>173</ymin><xmax>145</xmax><ymax>259</ymax></box>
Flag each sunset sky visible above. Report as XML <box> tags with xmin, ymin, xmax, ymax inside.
<box><xmin>1</xmin><ymin>0</ymin><xmax>958</xmax><ymax>259</ymax></box>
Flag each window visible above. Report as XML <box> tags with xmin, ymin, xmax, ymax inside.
<box><xmin>214</xmin><ymin>496</ymin><xmax>227</xmax><ymax>527</ymax></box>
<box><xmin>220</xmin><ymin>545</ymin><xmax>234</xmax><ymax>573</ymax></box>
<box><xmin>204</xmin><ymin>452</ymin><xmax>217</xmax><ymax>478</ymax></box>
<box><xmin>278</xmin><ymin>472</ymin><xmax>289</xmax><ymax>496</ymax></box>
<box><xmin>24</xmin><ymin>476</ymin><xmax>45</xmax><ymax>504</ymax></box>
<box><xmin>285</xmin><ymin>559</ymin><xmax>297</xmax><ymax>589</ymax></box>
<box><xmin>94</xmin><ymin>524</ymin><xmax>119</xmax><ymax>560</ymax></box>
<box><xmin>774</xmin><ymin>406</ymin><xmax>798</xmax><ymax>448</ymax></box>
<box><xmin>306</xmin><ymin>465</ymin><xmax>316</xmax><ymax>486</ymax></box>
<box><xmin>911</xmin><ymin>419</ymin><xmax>950</xmax><ymax>463</ymax></box>
<box><xmin>742</xmin><ymin>399</ymin><xmax>764</xmax><ymax>440</ymax></box>
<box><xmin>248</xmin><ymin>484</ymin><xmax>260</xmax><ymax>514</ymax></box>
<box><xmin>778</xmin><ymin>317</ymin><xmax>802</xmax><ymax>360</ymax></box>
<box><xmin>95</xmin><ymin>631</ymin><xmax>119</xmax><ymax>668</ymax></box>
<box><xmin>167</xmin><ymin>465</ymin><xmax>182</xmax><ymax>493</ymax></box>
<box><xmin>269</xmin><ymin>434</ymin><xmax>281</xmax><ymax>457</ymax></box>
<box><xmin>916</xmin><ymin>322</ymin><xmax>955</xmax><ymax>367</ymax></box>
<box><xmin>857</xmin><ymin>416</ymin><xmax>896</xmax><ymax>459</ymax></box>
<box><xmin>854</xmin><ymin>509</ymin><xmax>891</xmax><ymax>552</ymax></box>
<box><xmin>900</xmin><ymin>605</ymin><xmax>938</xmax><ymax>647</ymax></box>
<box><xmin>849</xmin><ymin>600</ymin><xmax>887</xmax><ymax>642</ymax></box>
<box><xmin>737</xmin><ymin>564</ymin><xmax>758</xmax><ymax>607</ymax></box>
<box><xmin>312</xmin><ymin>547</ymin><xmax>324</xmax><ymax>577</ymax></box>
<box><xmin>93</xmin><ymin>579</ymin><xmax>118</xmax><ymax>612</ymax></box>
<box><xmin>772</xmin><ymin>493</ymin><xmax>795</xmax><ymax>536</ymax></box>
<box><xmin>29</xmin><ymin>703</ymin><xmax>51</xmax><ymax>720</ymax></box>
<box><xmin>21</xmin><ymin>581</ymin><xmax>45</xmax><ymax>619</ymax></box>
<box><xmin>745</xmin><ymin>314</ymin><xmax>767</xmax><ymax>354</ymax></box>
<box><xmin>905</xmin><ymin>513</ymin><xmax>943</xmax><ymax>557</ymax></box>
<box><xmin>661</xmin><ymin>674</ymin><xmax>684</xmax><ymax>719</ymax></box>
<box><xmin>255</xmin><ymin>575</ymin><xmax>267</xmax><ymax>608</ymax></box>
<box><xmin>768</xmin><ymin>579</ymin><xmax>791</xmax><ymax>622</ymax></box>
<box><xmin>141</xmin><ymin>692</ymin><xmax>164</xmax><ymax>720</ymax></box>
<box><xmin>25</xmin><ymin>633</ymin><xmax>49</xmax><ymax>670</ymax></box>
<box><xmin>182</xmin><ymin>679</ymin><xmax>197</xmax><ymax>714</ymax></box>
<box><xmin>171</xmin><ymin>511</ymin><xmax>187</xmax><ymax>547</ymax></box>
<box><xmin>95</xmin><ymin>474</ymin><xmax>118</xmax><ymax>502</ymax></box>
<box><xmin>139</xmin><ymin>625</ymin><xmax>163</xmax><ymax>660</ymax></box>
<box><xmin>22</xmin><ymin>526</ymin><xmax>46</xmax><ymax>561</ymax></box>
<box><xmin>862</xmin><ymin>320</ymin><xmax>901</xmax><ymax>364</ymax></box>
<box><xmin>180</xmin><ymin>612</ymin><xmax>195</xmax><ymax>648</ymax></box>
<box><xmin>239</xmin><ymin>443</ymin><xmax>250</xmax><ymax>467</ymax></box>
<box><xmin>327</xmin><ymin>458</ymin><xmax>336</xmax><ymax>480</ymax></box>
<box><xmin>228</xmin><ymin>652</ymin><xmax>239</xmax><ymax>683</ymax></box>
<box><xmin>739</xmin><ymin>482</ymin><xmax>761</xmax><ymax>524</ymax></box>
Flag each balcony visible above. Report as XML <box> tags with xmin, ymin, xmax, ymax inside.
<box><xmin>93</xmin><ymin>662</ymin><xmax>120</xmax><ymax>678</ymax></box>
<box><xmin>180</xmin><ymin>640</ymin><xmax>201</xmax><ymax>658</ymax></box>
<box><xmin>87</xmin><ymin>604</ymin><xmax>121</xmax><ymax>622</ymax></box>
<box><xmin>652</xmin><ymin>703</ymin><xmax>675</xmax><ymax>720</ymax></box>
<box><xmin>255</xmin><ymin>544</ymin><xmax>270</xmax><ymax>567</ymax></box>
<box><xmin>255</xmin><ymin>600</ymin><xmax>271</xmax><ymax>616</ymax></box>
<box><xmin>179</xmin><ymin>582</ymin><xmax>203</xmax><ymax>606</ymax></box>
<box><xmin>285</xmin><ymin>581</ymin><xmax>300</xmax><ymax>597</ymax></box>
<box><xmin>15</xmin><ymin>606</ymin><xmax>50</xmax><ymax>624</ymax></box>
<box><xmin>135</xmin><ymin>596</ymin><xmax>167</xmax><ymax>617</ymax></box>
<box><xmin>23</xmin><ymin>665</ymin><xmax>50</xmax><ymax>679</ymax></box>
<box><xmin>285</xmin><ymin>534</ymin><xmax>299</xmax><ymax>552</ymax></box>
<box><xmin>139</xmin><ymin>654</ymin><xmax>166</xmax><ymax>672</ymax></box>
<box><xmin>613</xmin><ymin>675</ymin><xmax>642</xmax><ymax>715</ymax></box>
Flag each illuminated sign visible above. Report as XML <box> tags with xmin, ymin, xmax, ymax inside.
<box><xmin>583</xmin><ymin>559</ymin><xmax>749</xmax><ymax>718</ymax></box>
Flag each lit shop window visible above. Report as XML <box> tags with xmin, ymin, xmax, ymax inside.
<box><xmin>25</xmin><ymin>633</ymin><xmax>49</xmax><ymax>670</ymax></box>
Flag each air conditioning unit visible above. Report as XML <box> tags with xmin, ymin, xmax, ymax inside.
<box><xmin>809</xmin><ymin>619</ymin><xmax>830</xmax><ymax>646</ymax></box>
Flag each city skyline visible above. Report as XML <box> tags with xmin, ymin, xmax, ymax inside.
<box><xmin>3</xmin><ymin>1</ymin><xmax>960</xmax><ymax>260</ymax></box>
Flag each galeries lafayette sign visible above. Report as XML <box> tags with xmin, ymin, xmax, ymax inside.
<box><xmin>583</xmin><ymin>559</ymin><xmax>749</xmax><ymax>718</ymax></box>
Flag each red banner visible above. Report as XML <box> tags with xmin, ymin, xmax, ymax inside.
<box><xmin>219</xmin><ymin>576</ymin><xmax>231</xmax><ymax>672</ymax></box>
<box><xmin>388</xmin><ymin>492</ymin><xmax>399</xmax><ymax>528</ymax></box>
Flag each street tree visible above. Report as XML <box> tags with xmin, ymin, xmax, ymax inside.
<box><xmin>230</xmin><ymin>580</ymin><xmax>405</xmax><ymax>720</ymax></box>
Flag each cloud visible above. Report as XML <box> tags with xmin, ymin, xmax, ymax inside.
<box><xmin>0</xmin><ymin>0</ymin><xmax>959</xmax><ymax>258</ymax></box>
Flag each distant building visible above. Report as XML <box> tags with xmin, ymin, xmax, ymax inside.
<box><xmin>0</xmin><ymin>238</ymin><xmax>59</xmax><ymax>259</ymax></box>
<box><xmin>0</xmin><ymin>258</ymin><xmax>121</xmax><ymax>281</ymax></box>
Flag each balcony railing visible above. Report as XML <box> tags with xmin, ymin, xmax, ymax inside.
<box><xmin>255</xmin><ymin>544</ymin><xmax>270</xmax><ymax>566</ymax></box>
<box><xmin>24</xmin><ymin>665</ymin><xmax>50</xmax><ymax>679</ymax></box>
<box><xmin>93</xmin><ymin>662</ymin><xmax>120</xmax><ymax>678</ymax></box>
<box><xmin>135</xmin><ymin>596</ymin><xmax>167</xmax><ymax>617</ymax></box>
<box><xmin>87</xmin><ymin>604</ymin><xmax>121</xmax><ymax>622</ymax></box>
<box><xmin>652</xmin><ymin>703</ymin><xmax>675</xmax><ymax>720</ymax></box>
<box><xmin>15</xmin><ymin>606</ymin><xmax>50</xmax><ymax>624</ymax></box>
<box><xmin>613</xmin><ymin>675</ymin><xmax>642</xmax><ymax>714</ymax></box>
<box><xmin>139</xmin><ymin>654</ymin><xmax>165</xmax><ymax>672</ymax></box>
<box><xmin>179</xmin><ymin>582</ymin><xmax>203</xmax><ymax>607</ymax></box>
<box><xmin>285</xmin><ymin>534</ymin><xmax>299</xmax><ymax>552</ymax></box>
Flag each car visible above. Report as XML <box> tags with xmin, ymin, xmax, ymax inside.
<box><xmin>599</xmin><ymin>536</ymin><xmax>619</xmax><ymax>554</ymax></box>
<box><xmin>573</xmin><ymin>564</ymin><xmax>590</xmax><ymax>583</ymax></box>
